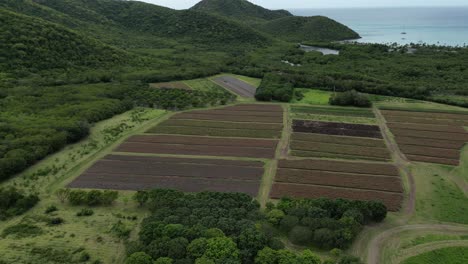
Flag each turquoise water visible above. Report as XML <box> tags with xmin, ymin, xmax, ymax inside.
<box><xmin>290</xmin><ymin>7</ymin><xmax>468</xmax><ymax>46</ymax></box>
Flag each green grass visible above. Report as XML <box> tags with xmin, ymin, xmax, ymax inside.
<box><xmin>402</xmin><ymin>247</ymin><xmax>468</xmax><ymax>264</ymax></box>
<box><xmin>401</xmin><ymin>234</ymin><xmax>468</xmax><ymax>249</ymax></box>
<box><xmin>292</xmin><ymin>89</ymin><xmax>332</xmax><ymax>105</ymax></box>
<box><xmin>291</xmin><ymin>105</ymin><xmax>375</xmax><ymax>118</ymax></box>
<box><xmin>0</xmin><ymin>108</ymin><xmax>167</xmax><ymax>264</ymax></box>
<box><xmin>183</xmin><ymin>78</ymin><xmax>226</xmax><ymax>92</ymax></box>
<box><xmin>412</xmin><ymin>164</ymin><xmax>468</xmax><ymax>224</ymax></box>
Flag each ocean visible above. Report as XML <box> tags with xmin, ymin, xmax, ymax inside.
<box><xmin>290</xmin><ymin>7</ymin><xmax>468</xmax><ymax>46</ymax></box>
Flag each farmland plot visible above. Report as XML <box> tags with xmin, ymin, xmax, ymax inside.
<box><xmin>382</xmin><ymin>109</ymin><xmax>468</xmax><ymax>166</ymax></box>
<box><xmin>70</xmin><ymin>155</ymin><xmax>264</xmax><ymax>196</ymax></box>
<box><xmin>270</xmin><ymin>159</ymin><xmax>403</xmax><ymax>211</ymax></box>
<box><xmin>293</xmin><ymin>120</ymin><xmax>383</xmax><ymax>138</ymax></box>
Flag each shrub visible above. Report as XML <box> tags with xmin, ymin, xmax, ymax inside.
<box><xmin>66</xmin><ymin>189</ymin><xmax>118</xmax><ymax>206</ymax></box>
<box><xmin>0</xmin><ymin>187</ymin><xmax>39</xmax><ymax>220</ymax></box>
<box><xmin>45</xmin><ymin>205</ymin><xmax>58</xmax><ymax>214</ymax></box>
<box><xmin>125</xmin><ymin>252</ymin><xmax>153</xmax><ymax>264</ymax></box>
<box><xmin>48</xmin><ymin>217</ymin><xmax>64</xmax><ymax>226</ymax></box>
<box><xmin>279</xmin><ymin>215</ymin><xmax>299</xmax><ymax>232</ymax></box>
<box><xmin>329</xmin><ymin>90</ymin><xmax>372</xmax><ymax>107</ymax></box>
<box><xmin>1</xmin><ymin>223</ymin><xmax>43</xmax><ymax>238</ymax></box>
<box><xmin>76</xmin><ymin>208</ymin><xmax>94</xmax><ymax>217</ymax></box>
<box><xmin>289</xmin><ymin>226</ymin><xmax>312</xmax><ymax>245</ymax></box>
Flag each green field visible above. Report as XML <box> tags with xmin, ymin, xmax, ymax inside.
<box><xmin>402</xmin><ymin>247</ymin><xmax>468</xmax><ymax>264</ymax></box>
<box><xmin>292</xmin><ymin>89</ymin><xmax>332</xmax><ymax>105</ymax></box>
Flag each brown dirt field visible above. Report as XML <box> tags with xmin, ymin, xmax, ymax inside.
<box><xmin>116</xmin><ymin>142</ymin><xmax>276</xmax><ymax>158</ymax></box>
<box><xmin>159</xmin><ymin>119</ymin><xmax>283</xmax><ymax>131</ymax></box>
<box><xmin>293</xmin><ymin>120</ymin><xmax>383</xmax><ymax>138</ymax></box>
<box><xmin>147</xmin><ymin>126</ymin><xmax>280</xmax><ymax>139</ymax></box>
<box><xmin>390</xmin><ymin>128</ymin><xmax>468</xmax><ymax>141</ymax></box>
<box><xmin>188</xmin><ymin>109</ymin><xmax>282</xmax><ymax>118</ymax></box>
<box><xmin>291</xmin><ymin>151</ymin><xmax>389</xmax><ymax>162</ymax></box>
<box><xmin>172</xmin><ymin>113</ymin><xmax>282</xmax><ymax>124</ymax></box>
<box><xmin>398</xmin><ymin>145</ymin><xmax>460</xmax><ymax>159</ymax></box>
<box><xmin>71</xmin><ymin>175</ymin><xmax>260</xmax><ymax>196</ymax></box>
<box><xmin>149</xmin><ymin>81</ymin><xmax>191</xmax><ymax>90</ymax></box>
<box><xmin>290</xmin><ymin>141</ymin><xmax>391</xmax><ymax>159</ymax></box>
<box><xmin>395</xmin><ymin>136</ymin><xmax>466</xmax><ymax>150</ymax></box>
<box><xmin>103</xmin><ymin>154</ymin><xmax>264</xmax><ymax>167</ymax></box>
<box><xmin>223</xmin><ymin>104</ymin><xmax>283</xmax><ymax>112</ymax></box>
<box><xmin>406</xmin><ymin>155</ymin><xmax>460</xmax><ymax>166</ymax></box>
<box><xmin>382</xmin><ymin>110</ymin><xmax>468</xmax><ymax>121</ymax></box>
<box><xmin>270</xmin><ymin>183</ymin><xmax>403</xmax><ymax>211</ymax></box>
<box><xmin>126</xmin><ymin>135</ymin><xmax>278</xmax><ymax>148</ymax></box>
<box><xmin>384</xmin><ymin>115</ymin><xmax>468</xmax><ymax>126</ymax></box>
<box><xmin>294</xmin><ymin>120</ymin><xmax>381</xmax><ymax>131</ymax></box>
<box><xmin>387</xmin><ymin>122</ymin><xmax>466</xmax><ymax>133</ymax></box>
<box><xmin>275</xmin><ymin>168</ymin><xmax>403</xmax><ymax>193</ymax></box>
<box><xmin>278</xmin><ymin>159</ymin><xmax>399</xmax><ymax>176</ymax></box>
<box><xmin>213</xmin><ymin>76</ymin><xmax>256</xmax><ymax>98</ymax></box>
<box><xmin>292</xmin><ymin>133</ymin><xmax>387</xmax><ymax>148</ymax></box>
<box><xmin>84</xmin><ymin>160</ymin><xmax>263</xmax><ymax>180</ymax></box>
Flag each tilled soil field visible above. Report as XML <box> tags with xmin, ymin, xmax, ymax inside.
<box><xmin>213</xmin><ymin>76</ymin><xmax>257</xmax><ymax>98</ymax></box>
<box><xmin>148</xmin><ymin>126</ymin><xmax>281</xmax><ymax>139</ymax></box>
<box><xmin>278</xmin><ymin>159</ymin><xmax>400</xmax><ymax>176</ymax></box>
<box><xmin>173</xmin><ymin>113</ymin><xmax>282</xmax><ymax>123</ymax></box>
<box><xmin>275</xmin><ymin>168</ymin><xmax>403</xmax><ymax>193</ymax></box>
<box><xmin>290</xmin><ymin>141</ymin><xmax>391</xmax><ymax>160</ymax></box>
<box><xmin>159</xmin><ymin>119</ymin><xmax>283</xmax><ymax>131</ymax></box>
<box><xmin>291</xmin><ymin>106</ymin><xmax>375</xmax><ymax>118</ymax></box>
<box><xmin>223</xmin><ymin>104</ymin><xmax>283</xmax><ymax>112</ymax></box>
<box><xmin>292</xmin><ymin>133</ymin><xmax>386</xmax><ymax>148</ymax></box>
<box><xmin>116</xmin><ymin>142</ymin><xmax>277</xmax><ymax>158</ymax></box>
<box><xmin>187</xmin><ymin>109</ymin><xmax>282</xmax><ymax>117</ymax></box>
<box><xmin>69</xmin><ymin>155</ymin><xmax>264</xmax><ymax>196</ymax></box>
<box><xmin>127</xmin><ymin>135</ymin><xmax>278</xmax><ymax>148</ymax></box>
<box><xmin>382</xmin><ymin>109</ymin><xmax>468</xmax><ymax>166</ymax></box>
<box><xmin>293</xmin><ymin>120</ymin><xmax>383</xmax><ymax>138</ymax></box>
<box><xmin>270</xmin><ymin>183</ymin><xmax>403</xmax><ymax>211</ymax></box>
<box><xmin>291</xmin><ymin>151</ymin><xmax>388</xmax><ymax>162</ymax></box>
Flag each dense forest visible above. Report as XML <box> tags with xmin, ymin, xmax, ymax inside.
<box><xmin>126</xmin><ymin>189</ymin><xmax>384</xmax><ymax>264</ymax></box>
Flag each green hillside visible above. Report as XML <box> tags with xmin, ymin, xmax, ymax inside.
<box><xmin>6</xmin><ymin>0</ymin><xmax>270</xmax><ymax>48</ymax></box>
<box><xmin>191</xmin><ymin>0</ymin><xmax>292</xmax><ymax>22</ymax></box>
<box><xmin>0</xmin><ymin>8</ymin><xmax>128</xmax><ymax>73</ymax></box>
<box><xmin>258</xmin><ymin>16</ymin><xmax>360</xmax><ymax>42</ymax></box>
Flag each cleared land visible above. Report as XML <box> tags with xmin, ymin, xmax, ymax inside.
<box><xmin>213</xmin><ymin>75</ymin><xmax>257</xmax><ymax>98</ymax></box>
<box><xmin>70</xmin><ymin>155</ymin><xmax>263</xmax><ymax>196</ymax></box>
<box><xmin>382</xmin><ymin>109</ymin><xmax>468</xmax><ymax>166</ymax></box>
<box><xmin>149</xmin><ymin>81</ymin><xmax>191</xmax><ymax>90</ymax></box>
<box><xmin>293</xmin><ymin>120</ymin><xmax>383</xmax><ymax>138</ymax></box>
<box><xmin>270</xmin><ymin>159</ymin><xmax>403</xmax><ymax>211</ymax></box>
<box><xmin>291</xmin><ymin>105</ymin><xmax>376</xmax><ymax>118</ymax></box>
<box><xmin>116</xmin><ymin>135</ymin><xmax>278</xmax><ymax>158</ymax></box>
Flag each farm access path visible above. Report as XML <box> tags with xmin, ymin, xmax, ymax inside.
<box><xmin>357</xmin><ymin>107</ymin><xmax>468</xmax><ymax>264</ymax></box>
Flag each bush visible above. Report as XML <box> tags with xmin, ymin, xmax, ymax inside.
<box><xmin>288</xmin><ymin>226</ymin><xmax>312</xmax><ymax>245</ymax></box>
<box><xmin>66</xmin><ymin>189</ymin><xmax>118</xmax><ymax>206</ymax></box>
<box><xmin>45</xmin><ymin>205</ymin><xmax>58</xmax><ymax>214</ymax></box>
<box><xmin>329</xmin><ymin>90</ymin><xmax>372</xmax><ymax>107</ymax></box>
<box><xmin>126</xmin><ymin>252</ymin><xmax>153</xmax><ymax>264</ymax></box>
<box><xmin>0</xmin><ymin>187</ymin><xmax>39</xmax><ymax>220</ymax></box>
<box><xmin>1</xmin><ymin>223</ymin><xmax>43</xmax><ymax>238</ymax></box>
<box><xmin>48</xmin><ymin>217</ymin><xmax>64</xmax><ymax>226</ymax></box>
<box><xmin>77</xmin><ymin>208</ymin><xmax>94</xmax><ymax>217</ymax></box>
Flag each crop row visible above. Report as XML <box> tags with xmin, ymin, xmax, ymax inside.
<box><xmin>103</xmin><ymin>154</ymin><xmax>264</xmax><ymax>168</ymax></box>
<box><xmin>159</xmin><ymin>119</ymin><xmax>283</xmax><ymax>131</ymax></box>
<box><xmin>387</xmin><ymin>122</ymin><xmax>466</xmax><ymax>134</ymax></box>
<box><xmin>278</xmin><ymin>159</ymin><xmax>399</xmax><ymax>176</ymax></box>
<box><xmin>390</xmin><ymin>128</ymin><xmax>468</xmax><ymax>142</ymax></box>
<box><xmin>290</xmin><ymin>141</ymin><xmax>391</xmax><ymax>160</ymax></box>
<box><xmin>188</xmin><ymin>109</ymin><xmax>283</xmax><ymax>118</ymax></box>
<box><xmin>222</xmin><ymin>104</ymin><xmax>283</xmax><ymax>112</ymax></box>
<box><xmin>173</xmin><ymin>113</ymin><xmax>282</xmax><ymax>123</ymax></box>
<box><xmin>293</xmin><ymin>120</ymin><xmax>380</xmax><ymax>131</ymax></box>
<box><xmin>291</xmin><ymin>150</ymin><xmax>389</xmax><ymax>162</ymax></box>
<box><xmin>293</xmin><ymin>126</ymin><xmax>383</xmax><ymax>139</ymax></box>
<box><xmin>394</xmin><ymin>136</ymin><xmax>466</xmax><ymax>150</ymax></box>
<box><xmin>399</xmin><ymin>145</ymin><xmax>460</xmax><ymax>160</ymax></box>
<box><xmin>116</xmin><ymin>142</ymin><xmax>277</xmax><ymax>159</ymax></box>
<box><xmin>405</xmin><ymin>155</ymin><xmax>460</xmax><ymax>166</ymax></box>
<box><xmin>270</xmin><ymin>183</ymin><xmax>403</xmax><ymax>211</ymax></box>
<box><xmin>292</xmin><ymin>133</ymin><xmax>386</xmax><ymax>148</ymax></box>
<box><xmin>384</xmin><ymin>115</ymin><xmax>468</xmax><ymax>126</ymax></box>
<box><xmin>291</xmin><ymin>106</ymin><xmax>375</xmax><ymax>118</ymax></box>
<box><xmin>275</xmin><ymin>168</ymin><xmax>403</xmax><ymax>193</ymax></box>
<box><xmin>382</xmin><ymin>110</ymin><xmax>468</xmax><ymax>121</ymax></box>
<box><xmin>128</xmin><ymin>135</ymin><xmax>278</xmax><ymax>148</ymax></box>
<box><xmin>148</xmin><ymin>126</ymin><xmax>281</xmax><ymax>139</ymax></box>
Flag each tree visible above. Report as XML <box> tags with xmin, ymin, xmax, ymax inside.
<box><xmin>133</xmin><ymin>191</ymin><xmax>149</xmax><ymax>206</ymax></box>
<box><xmin>202</xmin><ymin>237</ymin><xmax>240</xmax><ymax>263</ymax></box>
<box><xmin>125</xmin><ymin>252</ymin><xmax>153</xmax><ymax>264</ymax></box>
<box><xmin>154</xmin><ymin>257</ymin><xmax>173</xmax><ymax>264</ymax></box>
<box><xmin>266</xmin><ymin>209</ymin><xmax>285</xmax><ymax>225</ymax></box>
<box><xmin>298</xmin><ymin>250</ymin><xmax>321</xmax><ymax>264</ymax></box>
<box><xmin>255</xmin><ymin>247</ymin><xmax>278</xmax><ymax>264</ymax></box>
<box><xmin>279</xmin><ymin>216</ymin><xmax>299</xmax><ymax>232</ymax></box>
<box><xmin>187</xmin><ymin>238</ymin><xmax>208</xmax><ymax>259</ymax></box>
<box><xmin>288</xmin><ymin>226</ymin><xmax>312</xmax><ymax>245</ymax></box>
<box><xmin>55</xmin><ymin>188</ymin><xmax>70</xmax><ymax>203</ymax></box>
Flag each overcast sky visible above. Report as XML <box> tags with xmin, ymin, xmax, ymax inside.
<box><xmin>140</xmin><ymin>0</ymin><xmax>468</xmax><ymax>10</ymax></box>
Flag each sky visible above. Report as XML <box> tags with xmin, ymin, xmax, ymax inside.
<box><xmin>140</xmin><ymin>0</ymin><xmax>468</xmax><ymax>10</ymax></box>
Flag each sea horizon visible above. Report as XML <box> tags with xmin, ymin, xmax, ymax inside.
<box><xmin>289</xmin><ymin>6</ymin><xmax>468</xmax><ymax>46</ymax></box>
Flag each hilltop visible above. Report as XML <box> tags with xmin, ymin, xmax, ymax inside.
<box><xmin>190</xmin><ymin>0</ymin><xmax>360</xmax><ymax>42</ymax></box>
<box><xmin>191</xmin><ymin>0</ymin><xmax>292</xmax><ymax>22</ymax></box>
<box><xmin>259</xmin><ymin>16</ymin><xmax>360</xmax><ymax>42</ymax></box>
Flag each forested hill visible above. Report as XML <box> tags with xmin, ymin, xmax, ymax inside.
<box><xmin>190</xmin><ymin>0</ymin><xmax>360</xmax><ymax>42</ymax></box>
<box><xmin>191</xmin><ymin>0</ymin><xmax>292</xmax><ymax>22</ymax></box>
<box><xmin>259</xmin><ymin>16</ymin><xmax>360</xmax><ymax>42</ymax></box>
<box><xmin>0</xmin><ymin>8</ymin><xmax>128</xmax><ymax>73</ymax></box>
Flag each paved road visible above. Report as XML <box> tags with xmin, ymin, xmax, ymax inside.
<box><xmin>214</xmin><ymin>76</ymin><xmax>256</xmax><ymax>98</ymax></box>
